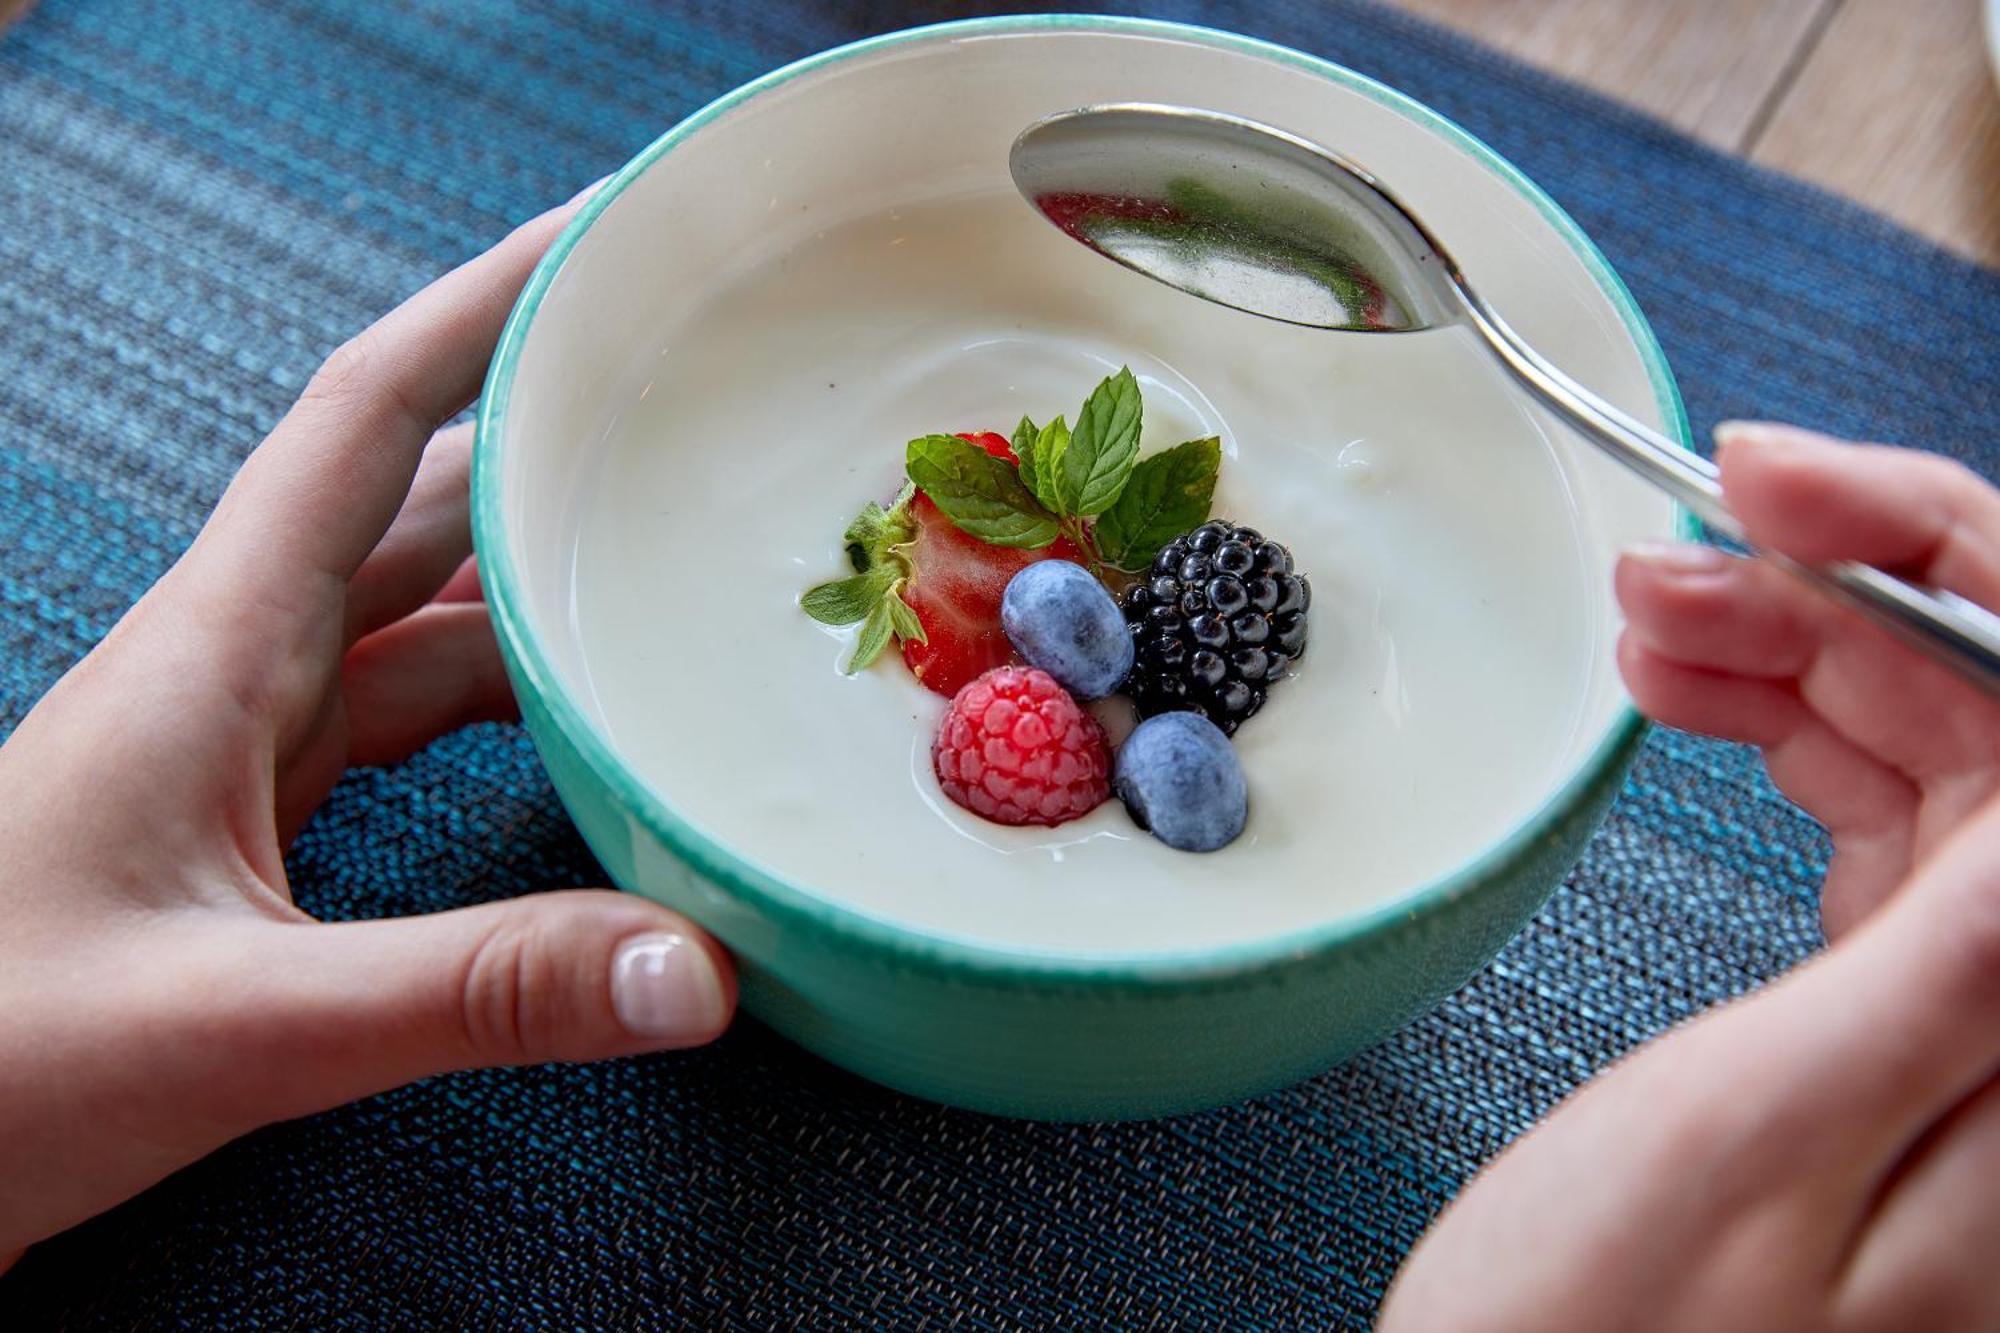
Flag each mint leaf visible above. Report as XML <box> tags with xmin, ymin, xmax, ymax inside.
<box><xmin>1063</xmin><ymin>366</ymin><xmax>1143</xmax><ymax>516</ymax></box>
<box><xmin>1012</xmin><ymin>415</ymin><xmax>1041</xmax><ymax>503</ymax></box>
<box><xmin>1031</xmin><ymin>416</ymin><xmax>1071</xmax><ymax>515</ymax></box>
<box><xmin>800</xmin><ymin>569</ymin><xmax>891</xmax><ymax>625</ymax></box>
<box><xmin>1094</xmin><ymin>437</ymin><xmax>1222</xmax><ymax>571</ymax></box>
<box><xmin>905</xmin><ymin>434</ymin><xmax>1060</xmax><ymax>548</ymax></box>
<box><xmin>848</xmin><ymin>597</ymin><xmax>896</xmax><ymax>674</ymax></box>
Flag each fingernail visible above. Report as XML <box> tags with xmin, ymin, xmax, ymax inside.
<box><xmin>1713</xmin><ymin>419</ymin><xmax>1821</xmax><ymax>456</ymax></box>
<box><xmin>1623</xmin><ymin>541</ymin><xmax>1732</xmax><ymax>575</ymax></box>
<box><xmin>567</xmin><ymin>175</ymin><xmax>612</xmax><ymax>207</ymax></box>
<box><xmin>610</xmin><ymin>932</ymin><xmax>727</xmax><ymax>1043</ymax></box>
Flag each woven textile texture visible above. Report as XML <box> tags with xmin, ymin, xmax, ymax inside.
<box><xmin>4</xmin><ymin>0</ymin><xmax>1998</xmax><ymax>1327</ymax></box>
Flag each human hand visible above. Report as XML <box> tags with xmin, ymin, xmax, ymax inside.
<box><xmin>1618</xmin><ymin>423</ymin><xmax>2000</xmax><ymax>938</ymax></box>
<box><xmin>0</xmin><ymin>193</ymin><xmax>736</xmax><ymax>1267</ymax></box>
<box><xmin>1380</xmin><ymin>428</ymin><xmax>2000</xmax><ymax>1330</ymax></box>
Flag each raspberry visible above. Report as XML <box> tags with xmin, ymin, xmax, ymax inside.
<box><xmin>932</xmin><ymin>666</ymin><xmax>1111</xmax><ymax>827</ymax></box>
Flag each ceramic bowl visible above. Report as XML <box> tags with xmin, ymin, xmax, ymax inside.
<box><xmin>473</xmin><ymin>16</ymin><xmax>1688</xmax><ymax>1121</ymax></box>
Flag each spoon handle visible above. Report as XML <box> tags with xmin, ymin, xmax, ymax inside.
<box><xmin>1464</xmin><ymin>301</ymin><xmax>2000</xmax><ymax>700</ymax></box>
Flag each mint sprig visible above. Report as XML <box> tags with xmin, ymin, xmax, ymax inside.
<box><xmin>1011</xmin><ymin>415</ymin><xmax>1041</xmax><ymax>498</ymax></box>
<box><xmin>1063</xmin><ymin>367</ymin><xmax>1143</xmax><ymax>516</ymax></box>
<box><xmin>899</xmin><ymin>367</ymin><xmax>1184</xmax><ymax>566</ymax></box>
<box><xmin>1026</xmin><ymin>416</ymin><xmax>1071</xmax><ymax>517</ymax></box>
<box><xmin>1095</xmin><ymin>436</ymin><xmax>1223</xmax><ymax>571</ymax></box>
<box><xmin>803</xmin><ymin>368</ymin><xmax>1224</xmax><ymax>658</ymax></box>
<box><xmin>904</xmin><ymin>434</ymin><xmax>1062</xmax><ymax>548</ymax></box>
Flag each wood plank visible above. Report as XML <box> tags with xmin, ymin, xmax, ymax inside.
<box><xmin>1751</xmin><ymin>0</ymin><xmax>2000</xmax><ymax>267</ymax></box>
<box><xmin>1379</xmin><ymin>0</ymin><xmax>1833</xmax><ymax>149</ymax></box>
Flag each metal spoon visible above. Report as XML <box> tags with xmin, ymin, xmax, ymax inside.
<box><xmin>1010</xmin><ymin>103</ymin><xmax>2000</xmax><ymax>698</ymax></box>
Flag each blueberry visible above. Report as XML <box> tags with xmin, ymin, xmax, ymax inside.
<box><xmin>1114</xmin><ymin>712</ymin><xmax>1248</xmax><ymax>852</ymax></box>
<box><xmin>1001</xmin><ymin>561</ymin><xmax>1134</xmax><ymax>700</ymax></box>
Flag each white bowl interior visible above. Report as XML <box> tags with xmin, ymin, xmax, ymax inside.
<box><xmin>488</xmin><ymin>23</ymin><xmax>1680</xmax><ymax>952</ymax></box>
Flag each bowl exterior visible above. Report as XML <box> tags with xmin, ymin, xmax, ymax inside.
<box><xmin>477</xmin><ymin>16</ymin><xmax>1686</xmax><ymax>1122</ymax></box>
<box><xmin>509</xmin><ymin>643</ymin><xmax>1641</xmax><ymax>1120</ymax></box>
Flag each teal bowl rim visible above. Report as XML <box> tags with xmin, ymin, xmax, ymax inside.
<box><xmin>473</xmin><ymin>14</ymin><xmax>1696</xmax><ymax>988</ymax></box>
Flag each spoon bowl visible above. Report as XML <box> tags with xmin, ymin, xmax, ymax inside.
<box><xmin>1012</xmin><ymin>103</ymin><xmax>2000</xmax><ymax>697</ymax></box>
<box><xmin>1009</xmin><ymin>103</ymin><xmax>1457</xmax><ymax>332</ymax></box>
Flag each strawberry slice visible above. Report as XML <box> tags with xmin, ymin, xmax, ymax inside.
<box><xmin>900</xmin><ymin>433</ymin><xmax>1082</xmax><ymax>696</ymax></box>
<box><xmin>800</xmin><ymin>431</ymin><xmax>1086</xmax><ymax>697</ymax></box>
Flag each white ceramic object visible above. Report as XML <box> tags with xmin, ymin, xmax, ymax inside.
<box><xmin>475</xmin><ymin>18</ymin><xmax>1689</xmax><ymax>1119</ymax></box>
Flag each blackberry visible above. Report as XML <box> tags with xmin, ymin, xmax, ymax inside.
<box><xmin>1119</xmin><ymin>521</ymin><xmax>1310</xmax><ymax>734</ymax></box>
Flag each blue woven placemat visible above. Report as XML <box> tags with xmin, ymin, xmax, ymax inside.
<box><xmin>4</xmin><ymin>1</ymin><xmax>1997</xmax><ymax>1327</ymax></box>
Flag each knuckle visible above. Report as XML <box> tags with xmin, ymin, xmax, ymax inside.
<box><xmin>302</xmin><ymin>331</ymin><xmax>380</xmax><ymax>409</ymax></box>
<box><xmin>1951</xmin><ymin>872</ymin><xmax>2000</xmax><ymax>998</ymax></box>
<box><xmin>1916</xmin><ymin>452</ymin><xmax>1980</xmax><ymax>495</ymax></box>
<box><xmin>301</xmin><ymin>326</ymin><xmax>428</xmax><ymax>436</ymax></box>
<box><xmin>457</xmin><ymin>918</ymin><xmax>568</xmax><ymax>1064</ymax></box>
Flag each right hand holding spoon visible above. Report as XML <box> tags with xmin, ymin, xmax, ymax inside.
<box><xmin>1381</xmin><ymin>420</ymin><xmax>2000</xmax><ymax>1331</ymax></box>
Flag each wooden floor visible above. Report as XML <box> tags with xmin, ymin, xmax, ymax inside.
<box><xmin>1381</xmin><ymin>0</ymin><xmax>2000</xmax><ymax>268</ymax></box>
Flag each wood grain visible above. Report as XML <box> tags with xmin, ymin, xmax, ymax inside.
<box><xmin>1381</xmin><ymin>0</ymin><xmax>1835</xmax><ymax>149</ymax></box>
<box><xmin>1752</xmin><ymin>0</ymin><xmax>2000</xmax><ymax>266</ymax></box>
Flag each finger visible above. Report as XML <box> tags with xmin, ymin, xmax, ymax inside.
<box><xmin>1385</xmin><ymin>817</ymin><xmax>2000</xmax><ymax>1332</ymax></box>
<box><xmin>343</xmin><ymin>421</ymin><xmax>474</xmax><ymax>643</ymax></box>
<box><xmin>1718</xmin><ymin>421</ymin><xmax>2000</xmax><ymax>608</ymax></box>
<box><xmin>435</xmin><ymin>557</ymin><xmax>483</xmax><ymax>604</ymax></box>
<box><xmin>1712</xmin><ymin>818</ymin><xmax>2000</xmax><ymax>1186</ymax></box>
<box><xmin>1620</xmin><ymin>541</ymin><xmax>2000</xmax><ymax>783</ymax></box>
<box><xmin>1617</xmin><ymin>544</ymin><xmax>1820</xmax><ymax>680</ymax></box>
<box><xmin>1617</xmin><ymin>623</ymin><xmax>1806</xmax><ymax>746</ymax></box>
<box><xmin>1836</xmin><ymin>1074</ymin><xmax>2000</xmax><ymax>1331</ymax></box>
<box><xmin>216</xmin><ymin>892</ymin><xmax>735</xmax><ymax>1121</ymax></box>
<box><xmin>193</xmin><ymin>194</ymin><xmax>585</xmax><ymax>600</ymax></box>
<box><xmin>341</xmin><ymin>602</ymin><xmax>516</xmax><ymax>768</ymax></box>
<box><xmin>1618</xmin><ymin>635</ymin><xmax>1918</xmax><ymax>935</ymax></box>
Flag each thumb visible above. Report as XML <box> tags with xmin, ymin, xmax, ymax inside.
<box><xmin>229</xmin><ymin>890</ymin><xmax>735</xmax><ymax>1118</ymax></box>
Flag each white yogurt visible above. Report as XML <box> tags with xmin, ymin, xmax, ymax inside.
<box><xmin>567</xmin><ymin>190</ymin><xmax>1602</xmax><ymax>956</ymax></box>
